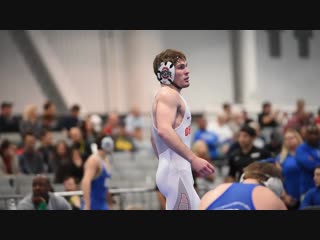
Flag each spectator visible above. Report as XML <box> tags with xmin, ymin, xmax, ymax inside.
<box><xmin>63</xmin><ymin>176</ymin><xmax>82</xmax><ymax>210</ymax></box>
<box><xmin>300</xmin><ymin>165</ymin><xmax>320</xmax><ymax>209</ymax></box>
<box><xmin>19</xmin><ymin>132</ymin><xmax>45</xmax><ymax>174</ymax></box>
<box><xmin>0</xmin><ymin>101</ymin><xmax>19</xmax><ymax>133</ymax></box>
<box><xmin>227</xmin><ymin>125</ymin><xmax>272</xmax><ymax>182</ymax></box>
<box><xmin>17</xmin><ymin>174</ymin><xmax>71</xmax><ymax>210</ymax></box>
<box><xmin>60</xmin><ymin>104</ymin><xmax>82</xmax><ymax>131</ymax></box>
<box><xmin>0</xmin><ymin>139</ymin><xmax>20</xmax><ymax>175</ymax></box>
<box><xmin>296</xmin><ymin>123</ymin><xmax>320</xmax><ymax>199</ymax></box>
<box><xmin>19</xmin><ymin>104</ymin><xmax>41</xmax><ymax>139</ymax></box>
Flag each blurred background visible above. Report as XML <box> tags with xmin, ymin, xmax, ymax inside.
<box><xmin>0</xmin><ymin>30</ymin><xmax>319</xmax><ymax>210</ymax></box>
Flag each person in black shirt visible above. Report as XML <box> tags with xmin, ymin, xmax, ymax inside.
<box><xmin>0</xmin><ymin>102</ymin><xmax>19</xmax><ymax>133</ymax></box>
<box><xmin>227</xmin><ymin>125</ymin><xmax>272</xmax><ymax>182</ymax></box>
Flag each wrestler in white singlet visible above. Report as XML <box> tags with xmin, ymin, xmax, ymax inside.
<box><xmin>151</xmin><ymin>94</ymin><xmax>200</xmax><ymax>210</ymax></box>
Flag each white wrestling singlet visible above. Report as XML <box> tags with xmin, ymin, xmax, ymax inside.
<box><xmin>151</xmin><ymin>94</ymin><xmax>200</xmax><ymax>210</ymax></box>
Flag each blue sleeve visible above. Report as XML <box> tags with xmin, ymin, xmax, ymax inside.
<box><xmin>295</xmin><ymin>146</ymin><xmax>318</xmax><ymax>172</ymax></box>
<box><xmin>300</xmin><ymin>189</ymin><xmax>314</xmax><ymax>209</ymax></box>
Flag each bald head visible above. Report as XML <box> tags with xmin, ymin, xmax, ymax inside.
<box><xmin>32</xmin><ymin>174</ymin><xmax>51</xmax><ymax>199</ymax></box>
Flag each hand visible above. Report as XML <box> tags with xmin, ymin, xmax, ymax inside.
<box><xmin>32</xmin><ymin>196</ymin><xmax>46</xmax><ymax>205</ymax></box>
<box><xmin>282</xmin><ymin>194</ymin><xmax>297</xmax><ymax>206</ymax></box>
<box><xmin>191</xmin><ymin>156</ymin><xmax>215</xmax><ymax>177</ymax></box>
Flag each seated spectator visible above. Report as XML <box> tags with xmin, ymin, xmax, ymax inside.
<box><xmin>0</xmin><ymin>101</ymin><xmax>19</xmax><ymax>133</ymax></box>
<box><xmin>113</xmin><ymin>121</ymin><xmax>137</xmax><ymax>152</ymax></box>
<box><xmin>124</xmin><ymin>106</ymin><xmax>145</xmax><ymax>141</ymax></box>
<box><xmin>54</xmin><ymin>141</ymin><xmax>84</xmax><ymax>184</ymax></box>
<box><xmin>17</xmin><ymin>174</ymin><xmax>71</xmax><ymax>210</ymax></box>
<box><xmin>79</xmin><ymin>115</ymin><xmax>98</xmax><ymax>145</ymax></box>
<box><xmin>37</xmin><ymin>129</ymin><xmax>56</xmax><ymax>173</ymax></box>
<box><xmin>40</xmin><ymin>101</ymin><xmax>60</xmax><ymax>131</ymax></box>
<box><xmin>63</xmin><ymin>176</ymin><xmax>82</xmax><ymax>210</ymax></box>
<box><xmin>68</xmin><ymin>127</ymin><xmax>92</xmax><ymax>160</ymax></box>
<box><xmin>300</xmin><ymin>165</ymin><xmax>320</xmax><ymax>209</ymax></box>
<box><xmin>19</xmin><ymin>104</ymin><xmax>41</xmax><ymax>139</ymax></box>
<box><xmin>0</xmin><ymin>139</ymin><xmax>20</xmax><ymax>175</ymax></box>
<box><xmin>19</xmin><ymin>132</ymin><xmax>45</xmax><ymax>174</ymax></box>
<box><xmin>102</xmin><ymin>112</ymin><xmax>120</xmax><ymax>137</ymax></box>
<box><xmin>59</xmin><ymin>104</ymin><xmax>82</xmax><ymax>131</ymax></box>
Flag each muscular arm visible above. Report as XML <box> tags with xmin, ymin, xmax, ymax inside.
<box><xmin>81</xmin><ymin>155</ymin><xmax>98</xmax><ymax>210</ymax></box>
<box><xmin>199</xmin><ymin>184</ymin><xmax>231</xmax><ymax>210</ymax></box>
<box><xmin>253</xmin><ymin>186</ymin><xmax>287</xmax><ymax>210</ymax></box>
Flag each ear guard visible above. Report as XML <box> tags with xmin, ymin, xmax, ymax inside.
<box><xmin>156</xmin><ymin>61</ymin><xmax>175</xmax><ymax>85</ymax></box>
<box><xmin>262</xmin><ymin>176</ymin><xmax>284</xmax><ymax>198</ymax></box>
<box><xmin>240</xmin><ymin>172</ymin><xmax>284</xmax><ymax>198</ymax></box>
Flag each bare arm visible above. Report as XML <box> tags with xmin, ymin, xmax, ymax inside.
<box><xmin>81</xmin><ymin>155</ymin><xmax>98</xmax><ymax>210</ymax></box>
<box><xmin>199</xmin><ymin>184</ymin><xmax>231</xmax><ymax>210</ymax></box>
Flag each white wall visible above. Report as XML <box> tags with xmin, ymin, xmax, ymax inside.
<box><xmin>255</xmin><ymin>30</ymin><xmax>320</xmax><ymax>111</ymax></box>
<box><xmin>39</xmin><ymin>30</ymin><xmax>234</xmax><ymax>114</ymax></box>
<box><xmin>2</xmin><ymin>30</ymin><xmax>319</xmax><ymax>116</ymax></box>
<box><xmin>0</xmin><ymin>30</ymin><xmax>46</xmax><ymax>114</ymax></box>
<box><xmin>41</xmin><ymin>30</ymin><xmax>105</xmax><ymax>114</ymax></box>
<box><xmin>159</xmin><ymin>30</ymin><xmax>234</xmax><ymax>113</ymax></box>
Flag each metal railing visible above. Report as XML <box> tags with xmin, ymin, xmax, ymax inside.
<box><xmin>0</xmin><ymin>186</ymin><xmax>158</xmax><ymax>210</ymax></box>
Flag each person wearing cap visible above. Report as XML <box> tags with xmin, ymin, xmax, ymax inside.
<box><xmin>226</xmin><ymin>125</ymin><xmax>272</xmax><ymax>182</ymax></box>
<box><xmin>81</xmin><ymin>135</ymin><xmax>114</xmax><ymax>210</ymax></box>
<box><xmin>0</xmin><ymin>101</ymin><xmax>19</xmax><ymax>133</ymax></box>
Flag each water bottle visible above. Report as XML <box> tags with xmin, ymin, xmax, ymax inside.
<box><xmin>7</xmin><ymin>198</ymin><xmax>17</xmax><ymax>210</ymax></box>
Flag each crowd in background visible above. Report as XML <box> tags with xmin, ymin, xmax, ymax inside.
<box><xmin>1</xmin><ymin>98</ymin><xmax>320</xmax><ymax>210</ymax></box>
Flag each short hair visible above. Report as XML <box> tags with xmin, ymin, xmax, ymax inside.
<box><xmin>1</xmin><ymin>101</ymin><xmax>12</xmax><ymax>109</ymax></box>
<box><xmin>242</xmin><ymin>162</ymin><xmax>283</xmax><ymax>182</ymax></box>
<box><xmin>153</xmin><ymin>49</ymin><xmax>186</xmax><ymax>76</ymax></box>
<box><xmin>43</xmin><ymin>101</ymin><xmax>54</xmax><ymax>110</ymax></box>
<box><xmin>222</xmin><ymin>102</ymin><xmax>230</xmax><ymax>110</ymax></box>
<box><xmin>0</xmin><ymin>139</ymin><xmax>11</xmax><ymax>152</ymax></box>
<box><xmin>239</xmin><ymin>125</ymin><xmax>256</xmax><ymax>137</ymax></box>
<box><xmin>70</xmin><ymin>104</ymin><xmax>80</xmax><ymax>112</ymax></box>
<box><xmin>262</xmin><ymin>101</ymin><xmax>271</xmax><ymax>109</ymax></box>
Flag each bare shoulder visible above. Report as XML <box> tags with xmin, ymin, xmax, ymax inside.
<box><xmin>156</xmin><ymin>87</ymin><xmax>180</xmax><ymax>102</ymax></box>
<box><xmin>253</xmin><ymin>186</ymin><xmax>287</xmax><ymax>210</ymax></box>
<box><xmin>199</xmin><ymin>183</ymin><xmax>232</xmax><ymax>210</ymax></box>
<box><xmin>84</xmin><ymin>154</ymin><xmax>99</xmax><ymax>168</ymax></box>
